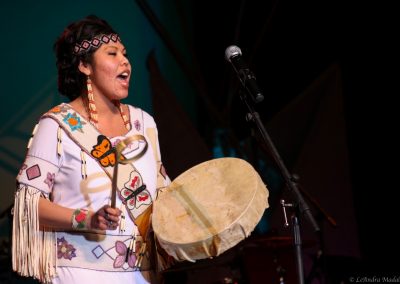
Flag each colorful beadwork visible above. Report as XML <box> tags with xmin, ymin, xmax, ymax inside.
<box><xmin>85</xmin><ymin>78</ymin><xmax>130</xmax><ymax>131</ymax></box>
<box><xmin>87</xmin><ymin>77</ymin><xmax>98</xmax><ymax>128</ymax></box>
<box><xmin>74</xmin><ymin>33</ymin><xmax>121</xmax><ymax>55</ymax></box>
<box><xmin>44</xmin><ymin>172</ymin><xmax>55</xmax><ymax>189</ymax></box>
<box><xmin>57</xmin><ymin>237</ymin><xmax>77</xmax><ymax>260</ymax></box>
<box><xmin>71</xmin><ymin>208</ymin><xmax>89</xmax><ymax>230</ymax></box>
<box><xmin>62</xmin><ymin>112</ymin><xmax>85</xmax><ymax>132</ymax></box>
<box><xmin>26</xmin><ymin>164</ymin><xmax>41</xmax><ymax>180</ymax></box>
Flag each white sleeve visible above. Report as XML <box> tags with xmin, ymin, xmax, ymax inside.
<box><xmin>16</xmin><ymin>117</ymin><xmax>62</xmax><ymax>196</ymax></box>
<box><xmin>12</xmin><ymin>117</ymin><xmax>59</xmax><ymax>282</ymax></box>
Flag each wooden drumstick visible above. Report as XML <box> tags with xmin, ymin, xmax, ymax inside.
<box><xmin>111</xmin><ymin>160</ymin><xmax>119</xmax><ymax>208</ymax></box>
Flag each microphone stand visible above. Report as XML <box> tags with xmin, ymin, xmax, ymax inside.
<box><xmin>237</xmin><ymin>89</ymin><xmax>320</xmax><ymax>284</ymax></box>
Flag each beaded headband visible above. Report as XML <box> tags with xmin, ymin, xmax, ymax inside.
<box><xmin>73</xmin><ymin>33</ymin><xmax>121</xmax><ymax>55</ymax></box>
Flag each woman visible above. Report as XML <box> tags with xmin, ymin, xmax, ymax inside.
<box><xmin>12</xmin><ymin>15</ymin><xmax>171</xmax><ymax>283</ymax></box>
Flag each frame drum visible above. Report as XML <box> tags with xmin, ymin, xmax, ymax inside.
<box><xmin>152</xmin><ymin>157</ymin><xmax>269</xmax><ymax>262</ymax></box>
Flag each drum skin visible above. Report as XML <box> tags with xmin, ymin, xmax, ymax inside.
<box><xmin>152</xmin><ymin>157</ymin><xmax>269</xmax><ymax>262</ymax></box>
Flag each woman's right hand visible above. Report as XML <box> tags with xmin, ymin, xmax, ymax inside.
<box><xmin>89</xmin><ymin>205</ymin><xmax>121</xmax><ymax>230</ymax></box>
<box><xmin>39</xmin><ymin>198</ymin><xmax>122</xmax><ymax>231</ymax></box>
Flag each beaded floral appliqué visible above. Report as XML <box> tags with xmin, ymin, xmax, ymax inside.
<box><xmin>62</xmin><ymin>112</ymin><xmax>86</xmax><ymax>133</ymax></box>
<box><xmin>57</xmin><ymin>237</ymin><xmax>77</xmax><ymax>260</ymax></box>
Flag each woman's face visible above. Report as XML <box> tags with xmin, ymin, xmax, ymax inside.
<box><xmin>86</xmin><ymin>40</ymin><xmax>131</xmax><ymax>101</ymax></box>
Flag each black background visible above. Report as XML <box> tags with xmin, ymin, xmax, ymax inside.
<box><xmin>191</xmin><ymin>0</ymin><xmax>397</xmax><ymax>273</ymax></box>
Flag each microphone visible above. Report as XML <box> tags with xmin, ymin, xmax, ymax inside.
<box><xmin>225</xmin><ymin>45</ymin><xmax>264</xmax><ymax>103</ymax></box>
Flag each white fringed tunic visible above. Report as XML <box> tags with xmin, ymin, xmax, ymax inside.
<box><xmin>12</xmin><ymin>103</ymin><xmax>170</xmax><ymax>283</ymax></box>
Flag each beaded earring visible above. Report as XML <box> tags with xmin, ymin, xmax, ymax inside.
<box><xmin>85</xmin><ymin>77</ymin><xmax>131</xmax><ymax>131</ymax></box>
<box><xmin>86</xmin><ymin>77</ymin><xmax>98</xmax><ymax>128</ymax></box>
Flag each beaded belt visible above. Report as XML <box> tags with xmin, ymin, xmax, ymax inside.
<box><xmin>56</xmin><ymin>231</ymin><xmax>150</xmax><ymax>272</ymax></box>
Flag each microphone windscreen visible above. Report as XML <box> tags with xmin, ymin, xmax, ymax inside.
<box><xmin>225</xmin><ymin>45</ymin><xmax>242</xmax><ymax>62</ymax></box>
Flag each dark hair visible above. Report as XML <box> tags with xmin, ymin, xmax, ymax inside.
<box><xmin>54</xmin><ymin>15</ymin><xmax>117</xmax><ymax>101</ymax></box>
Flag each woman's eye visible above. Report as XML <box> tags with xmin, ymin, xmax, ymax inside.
<box><xmin>108</xmin><ymin>52</ymin><xmax>117</xmax><ymax>56</ymax></box>
<box><xmin>124</xmin><ymin>53</ymin><xmax>129</xmax><ymax>59</ymax></box>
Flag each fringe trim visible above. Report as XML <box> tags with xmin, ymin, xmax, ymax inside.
<box><xmin>27</xmin><ymin>123</ymin><xmax>39</xmax><ymax>149</ymax></box>
<box><xmin>57</xmin><ymin>126</ymin><xmax>62</xmax><ymax>156</ymax></box>
<box><xmin>80</xmin><ymin>150</ymin><xmax>87</xmax><ymax>179</ymax></box>
<box><xmin>12</xmin><ymin>185</ymin><xmax>56</xmax><ymax>283</ymax></box>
